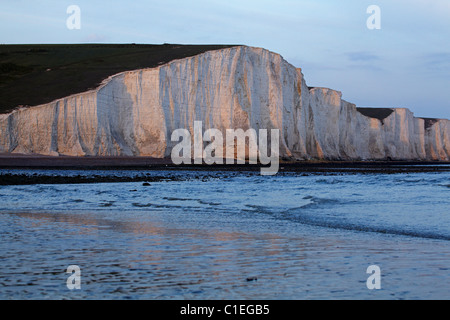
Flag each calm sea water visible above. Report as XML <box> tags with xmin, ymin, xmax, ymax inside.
<box><xmin>0</xmin><ymin>169</ymin><xmax>449</xmax><ymax>300</ymax></box>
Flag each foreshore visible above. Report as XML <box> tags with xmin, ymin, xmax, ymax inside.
<box><xmin>0</xmin><ymin>154</ymin><xmax>449</xmax><ymax>185</ymax></box>
<box><xmin>0</xmin><ymin>154</ymin><xmax>449</xmax><ymax>169</ymax></box>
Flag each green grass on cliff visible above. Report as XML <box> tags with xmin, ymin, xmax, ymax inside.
<box><xmin>0</xmin><ymin>44</ymin><xmax>237</xmax><ymax>114</ymax></box>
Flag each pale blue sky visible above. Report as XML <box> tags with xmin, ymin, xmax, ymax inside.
<box><xmin>1</xmin><ymin>0</ymin><xmax>449</xmax><ymax>119</ymax></box>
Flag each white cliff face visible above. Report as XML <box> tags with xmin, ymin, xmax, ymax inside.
<box><xmin>0</xmin><ymin>46</ymin><xmax>449</xmax><ymax>161</ymax></box>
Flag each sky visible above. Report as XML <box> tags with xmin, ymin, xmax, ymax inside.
<box><xmin>1</xmin><ymin>0</ymin><xmax>449</xmax><ymax>119</ymax></box>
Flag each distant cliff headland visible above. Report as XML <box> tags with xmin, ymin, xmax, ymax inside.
<box><xmin>0</xmin><ymin>44</ymin><xmax>449</xmax><ymax>161</ymax></box>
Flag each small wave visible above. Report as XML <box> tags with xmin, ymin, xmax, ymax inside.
<box><xmin>283</xmin><ymin>209</ymin><xmax>450</xmax><ymax>241</ymax></box>
<box><xmin>132</xmin><ymin>203</ymin><xmax>153</xmax><ymax>208</ymax></box>
<box><xmin>99</xmin><ymin>201</ymin><xmax>115</xmax><ymax>207</ymax></box>
<box><xmin>197</xmin><ymin>200</ymin><xmax>221</xmax><ymax>206</ymax></box>
<box><xmin>394</xmin><ymin>178</ymin><xmax>426</xmax><ymax>183</ymax></box>
<box><xmin>163</xmin><ymin>197</ymin><xmax>193</xmax><ymax>201</ymax></box>
<box><xmin>393</xmin><ymin>177</ymin><xmax>446</xmax><ymax>184</ymax></box>
<box><xmin>131</xmin><ymin>202</ymin><xmax>197</xmax><ymax>210</ymax></box>
<box><xmin>243</xmin><ymin>205</ymin><xmax>275</xmax><ymax>215</ymax></box>
<box><xmin>300</xmin><ymin>196</ymin><xmax>340</xmax><ymax>208</ymax></box>
<box><xmin>315</xmin><ymin>178</ymin><xmax>345</xmax><ymax>185</ymax></box>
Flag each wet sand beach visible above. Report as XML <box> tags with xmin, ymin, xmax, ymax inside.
<box><xmin>0</xmin><ymin>167</ymin><xmax>449</xmax><ymax>299</ymax></box>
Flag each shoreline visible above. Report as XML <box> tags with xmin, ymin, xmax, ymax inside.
<box><xmin>0</xmin><ymin>154</ymin><xmax>449</xmax><ymax>169</ymax></box>
<box><xmin>0</xmin><ymin>155</ymin><xmax>449</xmax><ymax>185</ymax></box>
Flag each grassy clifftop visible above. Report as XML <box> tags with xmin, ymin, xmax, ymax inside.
<box><xmin>0</xmin><ymin>44</ymin><xmax>236</xmax><ymax>114</ymax></box>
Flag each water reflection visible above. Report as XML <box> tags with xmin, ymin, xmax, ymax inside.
<box><xmin>1</xmin><ymin>170</ymin><xmax>450</xmax><ymax>299</ymax></box>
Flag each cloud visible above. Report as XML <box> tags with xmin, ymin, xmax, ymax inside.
<box><xmin>423</xmin><ymin>52</ymin><xmax>450</xmax><ymax>68</ymax></box>
<box><xmin>420</xmin><ymin>52</ymin><xmax>450</xmax><ymax>79</ymax></box>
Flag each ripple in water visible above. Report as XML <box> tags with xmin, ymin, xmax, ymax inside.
<box><xmin>0</xmin><ymin>169</ymin><xmax>449</xmax><ymax>299</ymax></box>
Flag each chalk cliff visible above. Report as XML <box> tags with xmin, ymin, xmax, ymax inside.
<box><xmin>0</xmin><ymin>46</ymin><xmax>449</xmax><ymax>160</ymax></box>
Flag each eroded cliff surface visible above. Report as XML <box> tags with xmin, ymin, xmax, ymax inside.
<box><xmin>0</xmin><ymin>46</ymin><xmax>449</xmax><ymax>160</ymax></box>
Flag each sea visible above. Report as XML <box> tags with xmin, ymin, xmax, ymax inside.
<box><xmin>0</xmin><ymin>167</ymin><xmax>449</xmax><ymax>300</ymax></box>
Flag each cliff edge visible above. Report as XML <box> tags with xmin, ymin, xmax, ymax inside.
<box><xmin>0</xmin><ymin>46</ymin><xmax>449</xmax><ymax>161</ymax></box>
